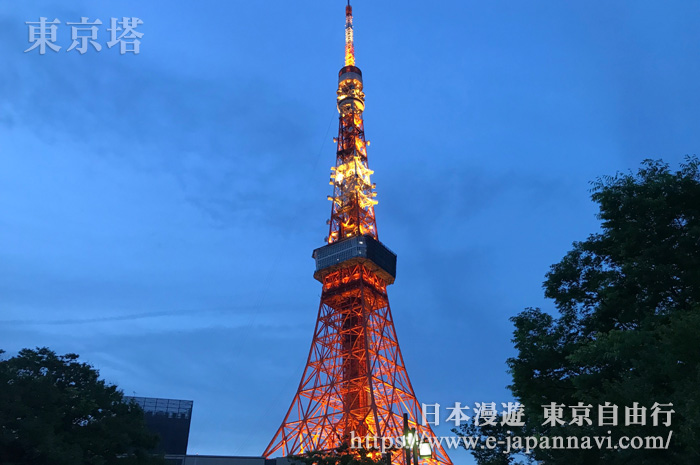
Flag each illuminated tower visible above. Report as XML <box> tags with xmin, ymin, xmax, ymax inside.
<box><xmin>263</xmin><ymin>4</ymin><xmax>452</xmax><ymax>464</ymax></box>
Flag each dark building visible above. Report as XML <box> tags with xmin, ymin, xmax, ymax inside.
<box><xmin>126</xmin><ymin>396</ymin><xmax>288</xmax><ymax>465</ymax></box>
<box><xmin>125</xmin><ymin>396</ymin><xmax>193</xmax><ymax>456</ymax></box>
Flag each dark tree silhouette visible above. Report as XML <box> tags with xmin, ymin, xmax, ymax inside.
<box><xmin>456</xmin><ymin>158</ymin><xmax>700</xmax><ymax>464</ymax></box>
<box><xmin>0</xmin><ymin>347</ymin><xmax>165</xmax><ymax>465</ymax></box>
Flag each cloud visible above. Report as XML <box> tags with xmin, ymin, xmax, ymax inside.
<box><xmin>1</xmin><ymin>12</ymin><xmax>328</xmax><ymax>232</ymax></box>
<box><xmin>0</xmin><ymin>322</ymin><xmax>312</xmax><ymax>456</ymax></box>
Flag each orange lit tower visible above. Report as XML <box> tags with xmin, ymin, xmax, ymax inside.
<box><xmin>263</xmin><ymin>4</ymin><xmax>452</xmax><ymax>465</ymax></box>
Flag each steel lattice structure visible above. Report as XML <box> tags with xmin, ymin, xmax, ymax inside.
<box><xmin>263</xmin><ymin>4</ymin><xmax>452</xmax><ymax>465</ymax></box>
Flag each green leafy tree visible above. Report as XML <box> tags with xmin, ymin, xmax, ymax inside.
<box><xmin>0</xmin><ymin>347</ymin><xmax>165</xmax><ymax>465</ymax></box>
<box><xmin>456</xmin><ymin>158</ymin><xmax>700</xmax><ymax>464</ymax></box>
<box><xmin>453</xmin><ymin>420</ymin><xmax>519</xmax><ymax>465</ymax></box>
<box><xmin>289</xmin><ymin>443</ymin><xmax>386</xmax><ymax>465</ymax></box>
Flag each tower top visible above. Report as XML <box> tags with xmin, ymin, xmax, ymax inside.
<box><xmin>344</xmin><ymin>1</ymin><xmax>355</xmax><ymax>67</ymax></box>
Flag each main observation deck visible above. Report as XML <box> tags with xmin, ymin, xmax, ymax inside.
<box><xmin>312</xmin><ymin>235</ymin><xmax>397</xmax><ymax>285</ymax></box>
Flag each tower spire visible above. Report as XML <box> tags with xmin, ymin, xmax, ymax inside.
<box><xmin>345</xmin><ymin>0</ymin><xmax>355</xmax><ymax>66</ymax></box>
<box><xmin>329</xmin><ymin>1</ymin><xmax>376</xmax><ymax>244</ymax></box>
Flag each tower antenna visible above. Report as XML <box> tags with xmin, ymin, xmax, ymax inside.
<box><xmin>345</xmin><ymin>0</ymin><xmax>355</xmax><ymax>66</ymax></box>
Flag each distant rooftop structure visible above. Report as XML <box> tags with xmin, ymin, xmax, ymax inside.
<box><xmin>172</xmin><ymin>456</ymin><xmax>288</xmax><ymax>465</ymax></box>
<box><xmin>127</xmin><ymin>396</ymin><xmax>194</xmax><ymax>419</ymax></box>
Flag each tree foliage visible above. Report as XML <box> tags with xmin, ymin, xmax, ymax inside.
<box><xmin>456</xmin><ymin>158</ymin><xmax>700</xmax><ymax>464</ymax></box>
<box><xmin>289</xmin><ymin>443</ymin><xmax>386</xmax><ymax>465</ymax></box>
<box><xmin>0</xmin><ymin>347</ymin><xmax>165</xmax><ymax>465</ymax></box>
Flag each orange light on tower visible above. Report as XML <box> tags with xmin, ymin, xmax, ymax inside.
<box><xmin>263</xmin><ymin>3</ymin><xmax>453</xmax><ymax>465</ymax></box>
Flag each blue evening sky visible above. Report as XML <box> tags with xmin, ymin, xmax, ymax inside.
<box><xmin>1</xmin><ymin>1</ymin><xmax>699</xmax><ymax>463</ymax></box>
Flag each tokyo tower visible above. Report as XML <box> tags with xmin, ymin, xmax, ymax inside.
<box><xmin>263</xmin><ymin>3</ymin><xmax>452</xmax><ymax>464</ymax></box>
